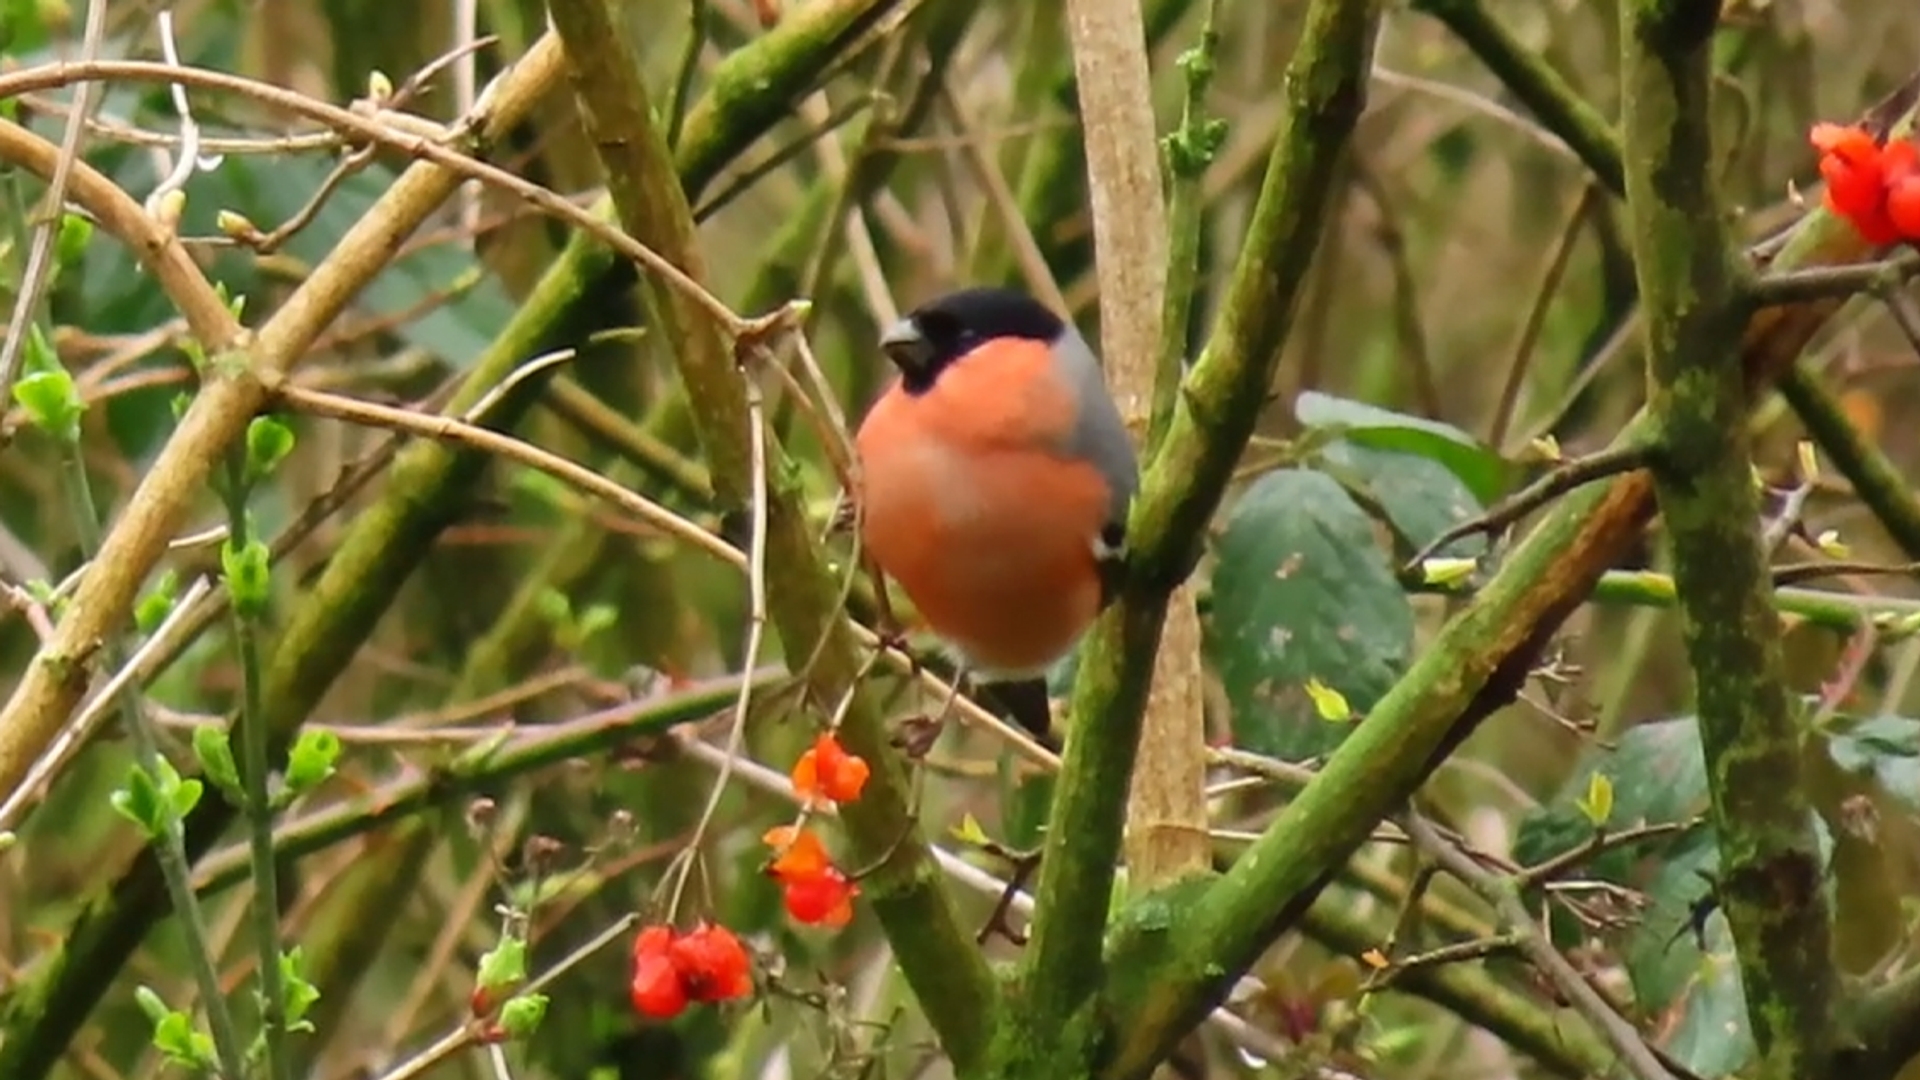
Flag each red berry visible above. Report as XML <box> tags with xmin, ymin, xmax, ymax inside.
<box><xmin>629</xmin><ymin>953</ymin><xmax>689</xmax><ymax>1019</ymax></box>
<box><xmin>781</xmin><ymin>871</ymin><xmax>858</xmax><ymax>928</ymax></box>
<box><xmin>669</xmin><ymin>922</ymin><xmax>753</xmax><ymax>1002</ymax></box>
<box><xmin>1888</xmin><ymin>176</ymin><xmax>1920</xmax><ymax>241</ymax></box>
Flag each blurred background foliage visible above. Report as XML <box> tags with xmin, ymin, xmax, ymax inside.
<box><xmin>0</xmin><ymin>0</ymin><xmax>1918</xmax><ymax>1078</ymax></box>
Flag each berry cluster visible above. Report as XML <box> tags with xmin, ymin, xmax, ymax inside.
<box><xmin>628</xmin><ymin>731</ymin><xmax>872</xmax><ymax>1020</ymax></box>
<box><xmin>1810</xmin><ymin>122</ymin><xmax>1920</xmax><ymax>245</ymax></box>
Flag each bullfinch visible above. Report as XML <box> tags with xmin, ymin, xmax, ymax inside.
<box><xmin>852</xmin><ymin>287</ymin><xmax>1140</xmax><ymax>741</ymax></box>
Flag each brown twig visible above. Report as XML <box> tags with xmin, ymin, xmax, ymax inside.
<box><xmin>1489</xmin><ymin>184</ymin><xmax>1598</xmax><ymax>450</ymax></box>
<box><xmin>271</xmin><ymin>384</ymin><xmax>741</xmax><ymax>569</ymax></box>
<box><xmin>1402</xmin><ymin>443</ymin><xmax>1655</xmax><ymax>573</ymax></box>
<box><xmin>0</xmin><ymin>37</ymin><xmax>567</xmax><ymax>800</ymax></box>
<box><xmin>0</xmin><ymin>58</ymin><xmax>746</xmax><ymax>332</ymax></box>
<box><xmin>1771</xmin><ymin>560</ymin><xmax>1920</xmax><ymax>587</ymax></box>
<box><xmin>1401</xmin><ymin>813</ymin><xmax>1674</xmax><ymax>1080</ymax></box>
<box><xmin>1512</xmin><ymin>819</ymin><xmax>1703</xmax><ymax>891</ymax></box>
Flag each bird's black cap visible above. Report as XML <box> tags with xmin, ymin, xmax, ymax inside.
<box><xmin>880</xmin><ymin>287</ymin><xmax>1066</xmax><ymax>394</ymax></box>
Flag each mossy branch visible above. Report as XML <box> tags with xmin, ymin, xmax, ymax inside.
<box><xmin>1097</xmin><ymin>62</ymin><xmax>1920</xmax><ymax>1080</ymax></box>
<box><xmin>1409</xmin><ymin>0</ymin><xmax>1623</xmax><ymax>193</ymax></box>
<box><xmin>1414</xmin><ymin>0</ymin><xmax>1920</xmax><ymax>584</ymax></box>
<box><xmin>0</xmin><ymin>11</ymin><xmax>905</xmax><ymax>1077</ymax></box>
<box><xmin>0</xmin><ymin>38</ymin><xmax>571</xmax><ymax>1080</ymax></box>
<box><xmin>1777</xmin><ymin>365</ymin><xmax>1920</xmax><ymax>559</ymax></box>
<box><xmin>996</xmin><ymin>2</ymin><xmax>1384</xmax><ymax>1077</ymax></box>
<box><xmin>1622</xmin><ymin>2</ymin><xmax>1832</xmax><ymax>1075</ymax></box>
<box><xmin>546</xmin><ymin>0</ymin><xmax>999</xmax><ymax>1070</ymax></box>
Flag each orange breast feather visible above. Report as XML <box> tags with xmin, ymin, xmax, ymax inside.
<box><xmin>854</xmin><ymin>341</ymin><xmax>1110</xmax><ymax>675</ymax></box>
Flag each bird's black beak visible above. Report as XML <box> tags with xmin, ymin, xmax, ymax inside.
<box><xmin>879</xmin><ymin>317</ymin><xmax>933</xmax><ymax>375</ymax></box>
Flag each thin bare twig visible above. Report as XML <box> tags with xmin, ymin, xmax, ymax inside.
<box><xmin>0</xmin><ymin>0</ymin><xmax>109</xmax><ymax>398</ymax></box>
<box><xmin>1402</xmin><ymin>813</ymin><xmax>1673</xmax><ymax>1080</ymax></box>
<box><xmin>1403</xmin><ymin>443</ymin><xmax>1655</xmax><ymax>572</ymax></box>
<box><xmin>271</xmin><ymin>384</ymin><xmax>742</xmax><ymax>568</ymax></box>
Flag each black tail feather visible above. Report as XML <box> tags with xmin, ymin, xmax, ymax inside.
<box><xmin>974</xmin><ymin>677</ymin><xmax>1060</xmax><ymax>751</ymax></box>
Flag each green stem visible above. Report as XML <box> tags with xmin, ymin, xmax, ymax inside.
<box><xmin>1621</xmin><ymin>3</ymin><xmax>1831</xmax><ymax>1077</ymax></box>
<box><xmin>222</xmin><ymin>450</ymin><xmax>290</xmax><ymax>1080</ymax></box>
<box><xmin>1417</xmin><ymin>568</ymin><xmax>1920</xmax><ymax>636</ymax></box>
<box><xmin>1151</xmin><ymin>0</ymin><xmax>1222</xmax><ymax>451</ymax></box>
<box><xmin>1777</xmin><ymin>364</ymin><xmax>1920</xmax><ymax>558</ymax></box>
<box><xmin>546</xmin><ymin>0</ymin><xmax>999</xmax><ymax>1070</ymax></box>
<box><xmin>1001</xmin><ymin>4</ymin><xmax>1384</xmax><ymax>1078</ymax></box>
<box><xmin>1409</xmin><ymin>0</ymin><xmax>1623</xmax><ymax>194</ymax></box>
<box><xmin>0</xmin><ymin>11</ymin><xmax>905</xmax><ymax>1078</ymax></box>
<box><xmin>190</xmin><ymin>672</ymin><xmax>767</xmax><ymax>894</ymax></box>
<box><xmin>60</xmin><ymin>445</ymin><xmax>247</xmax><ymax>1080</ymax></box>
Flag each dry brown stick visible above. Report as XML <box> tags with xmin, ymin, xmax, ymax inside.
<box><xmin>1065</xmin><ymin>0</ymin><xmax>1210</xmax><ymax>889</ymax></box>
<box><xmin>1402</xmin><ymin>813</ymin><xmax>1674</xmax><ymax>1080</ymax></box>
<box><xmin>271</xmin><ymin>384</ymin><xmax>742</xmax><ymax>568</ymax></box>
<box><xmin>0</xmin><ymin>57</ymin><xmax>742</xmax><ymax>332</ymax></box>
<box><xmin>0</xmin><ymin>34</ymin><xmax>567</xmax><ymax>801</ymax></box>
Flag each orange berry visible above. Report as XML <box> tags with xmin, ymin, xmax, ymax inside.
<box><xmin>781</xmin><ymin>871</ymin><xmax>859</xmax><ymax>928</ymax></box>
<box><xmin>790</xmin><ymin>733</ymin><xmax>871</xmax><ymax>806</ymax></box>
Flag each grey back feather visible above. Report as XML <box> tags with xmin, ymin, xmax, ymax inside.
<box><xmin>1050</xmin><ymin>326</ymin><xmax>1140</xmax><ymax>548</ymax></box>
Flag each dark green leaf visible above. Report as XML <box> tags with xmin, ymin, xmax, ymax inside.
<box><xmin>1512</xmin><ymin>717</ymin><xmax>1709</xmax><ymax>880</ymax></box>
<box><xmin>1204</xmin><ymin>468</ymin><xmax>1413</xmax><ymax>760</ymax></box>
<box><xmin>1294</xmin><ymin>391</ymin><xmax>1513</xmax><ymax>504</ymax></box>
<box><xmin>1623</xmin><ymin>834</ymin><xmax>1754</xmax><ymax>1078</ymax></box>
<box><xmin>1314</xmin><ymin>439</ymin><xmax>1487</xmax><ymax>557</ymax></box>
<box><xmin>1515</xmin><ymin>719</ymin><xmax>1752</xmax><ymax>1075</ymax></box>
<box><xmin>1826</xmin><ymin>714</ymin><xmax>1920</xmax><ymax>810</ymax></box>
<box><xmin>209</xmin><ymin>154</ymin><xmax>513</xmax><ymax>368</ymax></box>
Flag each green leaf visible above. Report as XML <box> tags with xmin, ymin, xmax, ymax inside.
<box><xmin>477</xmin><ymin>937</ymin><xmax>528</xmax><ymax>995</ymax></box>
<box><xmin>499</xmin><ymin>993</ymin><xmax>549</xmax><ymax>1040</ymax></box>
<box><xmin>1203</xmin><ymin>469</ymin><xmax>1414</xmax><ymax>760</ymax></box>
<box><xmin>1825</xmin><ymin>714</ymin><xmax>1920</xmax><ymax>811</ymax></box>
<box><xmin>280</xmin><ymin>947</ymin><xmax>321</xmax><ymax>1031</ymax></box>
<box><xmin>110</xmin><ymin>762</ymin><xmax>165</xmax><ymax>837</ymax></box>
<box><xmin>169</xmin><ymin>776</ymin><xmax>203</xmax><ymax>820</ymax></box>
<box><xmin>244</xmin><ymin>415</ymin><xmax>297</xmax><ymax>484</ymax></box>
<box><xmin>221</xmin><ymin>538</ymin><xmax>273</xmax><ymax>618</ymax></box>
<box><xmin>134</xmin><ymin>983</ymin><xmax>216</xmax><ymax>1069</ymax></box>
<box><xmin>134</xmin><ymin>569</ymin><xmax>180</xmax><ymax>636</ymax></box>
<box><xmin>1295</xmin><ymin>391</ymin><xmax>1513</xmax><ymax>504</ymax></box>
<box><xmin>12</xmin><ymin>367</ymin><xmax>84</xmax><ymax>444</ymax></box>
<box><xmin>284</xmin><ymin>728</ymin><xmax>340</xmax><ymax>794</ymax></box>
<box><xmin>53</xmin><ymin>212</ymin><xmax>91</xmax><ymax>269</ymax></box>
<box><xmin>1314</xmin><ymin>439</ymin><xmax>1487</xmax><ymax>558</ymax></box>
<box><xmin>191</xmin><ymin>724</ymin><xmax>243</xmax><ymax>801</ymax></box>
<box><xmin>1575</xmin><ymin>770</ymin><xmax>1614</xmax><ymax>828</ymax></box>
